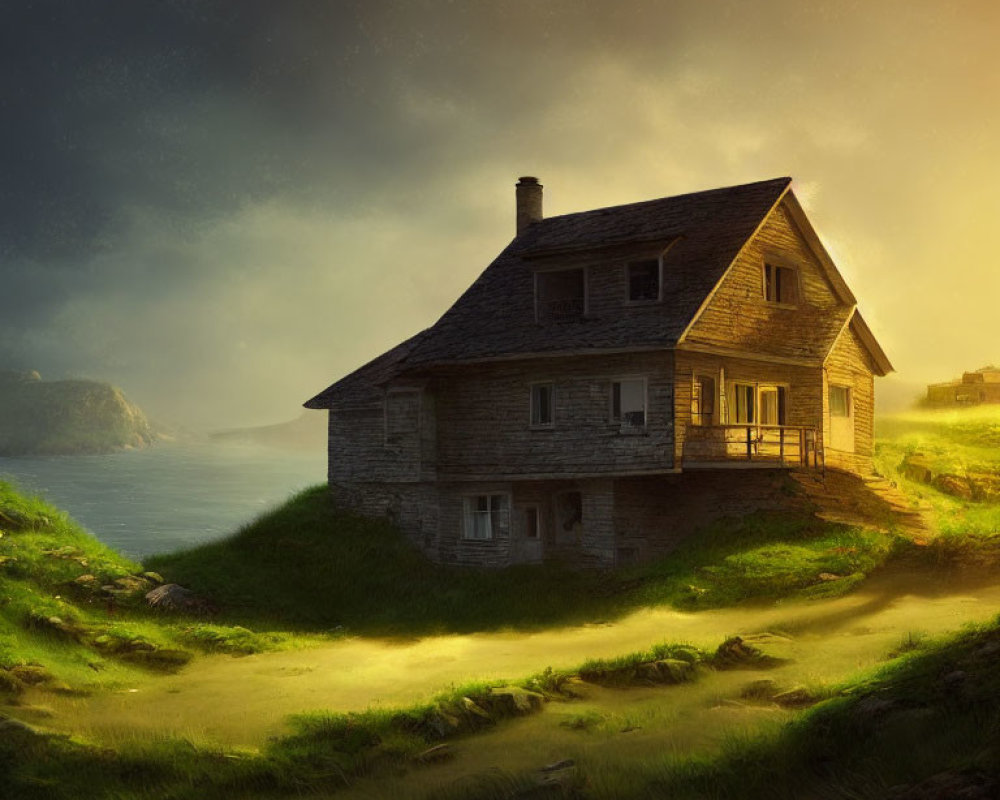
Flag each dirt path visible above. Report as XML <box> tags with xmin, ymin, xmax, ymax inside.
<box><xmin>25</xmin><ymin>567</ymin><xmax>1000</xmax><ymax>750</ymax></box>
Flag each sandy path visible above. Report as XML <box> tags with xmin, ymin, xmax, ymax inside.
<box><xmin>27</xmin><ymin>569</ymin><xmax>1000</xmax><ymax>748</ymax></box>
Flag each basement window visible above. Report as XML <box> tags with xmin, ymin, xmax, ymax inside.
<box><xmin>463</xmin><ymin>494</ymin><xmax>509</xmax><ymax>540</ymax></box>
<box><xmin>830</xmin><ymin>385</ymin><xmax>851</xmax><ymax>417</ymax></box>
<box><xmin>627</xmin><ymin>259</ymin><xmax>661</xmax><ymax>302</ymax></box>
<box><xmin>530</xmin><ymin>382</ymin><xmax>554</xmax><ymax>427</ymax></box>
<box><xmin>612</xmin><ymin>378</ymin><xmax>647</xmax><ymax>430</ymax></box>
<box><xmin>764</xmin><ymin>263</ymin><xmax>798</xmax><ymax>305</ymax></box>
<box><xmin>536</xmin><ymin>268</ymin><xmax>585</xmax><ymax>322</ymax></box>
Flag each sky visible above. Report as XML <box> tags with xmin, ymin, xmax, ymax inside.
<box><xmin>2</xmin><ymin>0</ymin><xmax>998</xmax><ymax>428</ymax></box>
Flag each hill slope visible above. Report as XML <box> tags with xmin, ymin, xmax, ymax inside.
<box><xmin>0</xmin><ymin>370</ymin><xmax>155</xmax><ymax>455</ymax></box>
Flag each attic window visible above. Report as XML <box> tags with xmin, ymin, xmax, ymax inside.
<box><xmin>536</xmin><ymin>268</ymin><xmax>585</xmax><ymax>322</ymax></box>
<box><xmin>764</xmin><ymin>263</ymin><xmax>798</xmax><ymax>305</ymax></box>
<box><xmin>627</xmin><ymin>259</ymin><xmax>661</xmax><ymax>302</ymax></box>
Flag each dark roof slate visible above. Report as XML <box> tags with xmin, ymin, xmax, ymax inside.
<box><xmin>402</xmin><ymin>177</ymin><xmax>791</xmax><ymax>367</ymax></box>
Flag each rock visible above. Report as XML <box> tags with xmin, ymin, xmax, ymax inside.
<box><xmin>461</xmin><ymin>697</ymin><xmax>491</xmax><ymax>718</ymax></box>
<box><xmin>713</xmin><ymin>636</ymin><xmax>780</xmax><ymax>669</ymax></box>
<box><xmin>899</xmin><ymin>453</ymin><xmax>933</xmax><ymax>484</ymax></box>
<box><xmin>414</xmin><ymin>744</ymin><xmax>453</xmax><ymax>763</ymax></box>
<box><xmin>772</xmin><ymin>686</ymin><xmax>818</xmax><ymax>708</ymax></box>
<box><xmin>931</xmin><ymin>474</ymin><xmax>974</xmax><ymax>500</ymax></box>
<box><xmin>636</xmin><ymin>662</ymin><xmax>662</xmax><ymax>683</ymax></box>
<box><xmin>145</xmin><ymin>583</ymin><xmax>206</xmax><ymax>612</ymax></box>
<box><xmin>0</xmin><ymin>671</ymin><xmax>25</xmax><ymax>694</ymax></box>
<box><xmin>740</xmin><ymin>679</ymin><xmax>779</xmax><ymax>700</ymax></box>
<box><xmin>74</xmin><ymin>574</ymin><xmax>99</xmax><ymax>586</ymax></box>
<box><xmin>853</xmin><ymin>694</ymin><xmax>896</xmax><ymax>723</ymax></box>
<box><xmin>656</xmin><ymin>658</ymin><xmax>694</xmax><ymax>683</ymax></box>
<box><xmin>142</xmin><ymin>571</ymin><xmax>165</xmax><ymax>584</ymax></box>
<box><xmin>9</xmin><ymin>665</ymin><xmax>53</xmax><ymax>686</ymax></box>
<box><xmin>114</xmin><ymin>576</ymin><xmax>151</xmax><ymax>593</ymax></box>
<box><xmin>818</xmin><ymin>572</ymin><xmax>841</xmax><ymax>581</ymax></box>
<box><xmin>489</xmin><ymin>686</ymin><xmax>545</xmax><ymax>714</ymax></box>
<box><xmin>425</xmin><ymin>711</ymin><xmax>461</xmax><ymax>738</ymax></box>
<box><xmin>0</xmin><ymin>508</ymin><xmax>30</xmax><ymax>530</ymax></box>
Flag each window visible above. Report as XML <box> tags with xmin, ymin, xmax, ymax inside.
<box><xmin>759</xmin><ymin>385</ymin><xmax>786</xmax><ymax>425</ymax></box>
<box><xmin>556</xmin><ymin>491</ymin><xmax>583</xmax><ymax>532</ymax></box>
<box><xmin>463</xmin><ymin>494</ymin><xmax>509</xmax><ymax>540</ymax></box>
<box><xmin>536</xmin><ymin>268</ymin><xmax>585</xmax><ymax>321</ymax></box>
<box><xmin>727</xmin><ymin>382</ymin><xmax>756</xmax><ymax>424</ymax></box>
<box><xmin>691</xmin><ymin>375</ymin><xmax>716</xmax><ymax>426</ymax></box>
<box><xmin>530</xmin><ymin>382</ymin><xmax>554</xmax><ymax>427</ymax></box>
<box><xmin>627</xmin><ymin>259</ymin><xmax>660</xmax><ymax>302</ymax></box>
<box><xmin>525</xmin><ymin>507</ymin><xmax>540</xmax><ymax>539</ymax></box>
<box><xmin>764</xmin><ymin>263</ymin><xmax>798</xmax><ymax>304</ymax></box>
<box><xmin>611</xmin><ymin>378</ymin><xmax>646</xmax><ymax>429</ymax></box>
<box><xmin>830</xmin><ymin>385</ymin><xmax>851</xmax><ymax>417</ymax></box>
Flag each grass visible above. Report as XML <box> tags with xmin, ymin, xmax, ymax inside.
<box><xmin>148</xmin><ymin>486</ymin><xmax>901</xmax><ymax>636</ymax></box>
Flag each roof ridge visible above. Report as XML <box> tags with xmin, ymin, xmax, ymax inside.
<box><xmin>538</xmin><ymin>176</ymin><xmax>792</xmax><ymax>224</ymax></box>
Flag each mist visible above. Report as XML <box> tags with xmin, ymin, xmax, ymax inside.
<box><xmin>3</xmin><ymin>0</ymin><xmax>998</xmax><ymax>428</ymax></box>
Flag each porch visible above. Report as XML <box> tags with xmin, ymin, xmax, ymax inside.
<box><xmin>682</xmin><ymin>424</ymin><xmax>822</xmax><ymax>468</ymax></box>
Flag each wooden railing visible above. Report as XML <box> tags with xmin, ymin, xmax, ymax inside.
<box><xmin>683</xmin><ymin>424</ymin><xmax>822</xmax><ymax>468</ymax></box>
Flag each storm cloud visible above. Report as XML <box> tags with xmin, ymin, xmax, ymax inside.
<box><xmin>2</xmin><ymin>0</ymin><xmax>998</xmax><ymax>426</ymax></box>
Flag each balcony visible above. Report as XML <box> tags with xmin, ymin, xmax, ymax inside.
<box><xmin>683</xmin><ymin>424</ymin><xmax>821</xmax><ymax>468</ymax></box>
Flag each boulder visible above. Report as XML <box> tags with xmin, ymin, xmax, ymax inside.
<box><xmin>145</xmin><ymin>583</ymin><xmax>206</xmax><ymax>612</ymax></box>
<box><xmin>0</xmin><ymin>507</ymin><xmax>30</xmax><ymax>530</ymax></box>
<box><xmin>932</xmin><ymin>474</ymin><xmax>974</xmax><ymax>500</ymax></box>
<box><xmin>899</xmin><ymin>453</ymin><xmax>933</xmax><ymax>484</ymax></box>
<box><xmin>655</xmin><ymin>658</ymin><xmax>695</xmax><ymax>683</ymax></box>
<box><xmin>489</xmin><ymin>686</ymin><xmax>545</xmax><ymax>714</ymax></box>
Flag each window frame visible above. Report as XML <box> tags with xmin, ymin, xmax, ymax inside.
<box><xmin>462</xmin><ymin>493</ymin><xmax>510</xmax><ymax>541</ymax></box>
<box><xmin>610</xmin><ymin>376</ymin><xmax>649</xmax><ymax>431</ymax></box>
<box><xmin>524</xmin><ymin>505</ymin><xmax>540</xmax><ymax>539</ymax></box>
<box><xmin>624</xmin><ymin>257</ymin><xmax>663</xmax><ymax>305</ymax></box>
<box><xmin>529</xmin><ymin>381</ymin><xmax>555</xmax><ymax>428</ymax></box>
<box><xmin>691</xmin><ymin>373</ymin><xmax>717</xmax><ymax>426</ymax></box>
<box><xmin>762</xmin><ymin>261</ymin><xmax>800</xmax><ymax>306</ymax></box>
<box><xmin>829</xmin><ymin>385</ymin><xmax>852</xmax><ymax>418</ymax></box>
<box><xmin>533</xmin><ymin>266</ymin><xmax>588</xmax><ymax>322</ymax></box>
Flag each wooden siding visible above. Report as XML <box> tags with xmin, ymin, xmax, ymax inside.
<box><xmin>683</xmin><ymin>199</ymin><xmax>848</xmax><ymax>361</ymax></box>
<box><xmin>824</xmin><ymin>323</ymin><xmax>876</xmax><ymax>473</ymax></box>
<box><xmin>432</xmin><ymin>352</ymin><xmax>675</xmax><ymax>478</ymax></box>
<box><xmin>673</xmin><ymin>350</ymin><xmax>824</xmax><ymax>466</ymax></box>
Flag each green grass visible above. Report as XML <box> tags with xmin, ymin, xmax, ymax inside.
<box><xmin>148</xmin><ymin>486</ymin><xmax>900</xmax><ymax>636</ymax></box>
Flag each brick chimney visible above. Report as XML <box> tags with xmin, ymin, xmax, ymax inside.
<box><xmin>515</xmin><ymin>176</ymin><xmax>543</xmax><ymax>234</ymax></box>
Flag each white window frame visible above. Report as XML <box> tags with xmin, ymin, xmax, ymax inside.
<box><xmin>830</xmin><ymin>385</ymin><xmax>852</xmax><ymax>418</ymax></box>
<box><xmin>610</xmin><ymin>376</ymin><xmax>648</xmax><ymax>431</ymax></box>
<box><xmin>462</xmin><ymin>494</ymin><xmax>510</xmax><ymax>541</ymax></box>
<box><xmin>529</xmin><ymin>381</ymin><xmax>555</xmax><ymax>428</ymax></box>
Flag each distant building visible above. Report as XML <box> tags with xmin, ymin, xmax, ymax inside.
<box><xmin>306</xmin><ymin>177</ymin><xmax>892</xmax><ymax>567</ymax></box>
<box><xmin>926</xmin><ymin>366</ymin><xmax>1000</xmax><ymax>406</ymax></box>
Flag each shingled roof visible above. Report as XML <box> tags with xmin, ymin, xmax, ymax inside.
<box><xmin>308</xmin><ymin>176</ymin><xmax>884</xmax><ymax>409</ymax></box>
<box><xmin>402</xmin><ymin>177</ymin><xmax>792</xmax><ymax>367</ymax></box>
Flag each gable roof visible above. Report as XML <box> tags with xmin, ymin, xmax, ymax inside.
<box><xmin>305</xmin><ymin>176</ymin><xmax>892</xmax><ymax>407</ymax></box>
<box><xmin>401</xmin><ymin>177</ymin><xmax>792</xmax><ymax>367</ymax></box>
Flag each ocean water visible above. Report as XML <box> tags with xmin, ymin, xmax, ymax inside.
<box><xmin>0</xmin><ymin>441</ymin><xmax>326</xmax><ymax>559</ymax></box>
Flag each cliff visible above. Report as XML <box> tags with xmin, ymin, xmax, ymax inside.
<box><xmin>0</xmin><ymin>370</ymin><xmax>155</xmax><ymax>455</ymax></box>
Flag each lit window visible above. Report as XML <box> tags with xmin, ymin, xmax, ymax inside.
<box><xmin>612</xmin><ymin>378</ymin><xmax>646</xmax><ymax>429</ymax></box>
<box><xmin>759</xmin><ymin>386</ymin><xmax>786</xmax><ymax>426</ymax></box>
<box><xmin>727</xmin><ymin>382</ymin><xmax>756</xmax><ymax>424</ymax></box>
<box><xmin>830</xmin><ymin>385</ymin><xmax>851</xmax><ymax>417</ymax></box>
<box><xmin>764</xmin><ymin>263</ymin><xmax>798</xmax><ymax>304</ymax></box>
<box><xmin>627</xmin><ymin>259</ymin><xmax>660</xmax><ymax>302</ymax></box>
<box><xmin>530</xmin><ymin>383</ymin><xmax>554</xmax><ymax>427</ymax></box>
<box><xmin>463</xmin><ymin>495</ymin><xmax>509</xmax><ymax>540</ymax></box>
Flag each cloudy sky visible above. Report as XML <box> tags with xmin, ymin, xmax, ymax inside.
<box><xmin>2</xmin><ymin>0</ymin><xmax>997</xmax><ymax>427</ymax></box>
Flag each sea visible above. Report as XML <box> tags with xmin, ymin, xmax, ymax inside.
<box><xmin>0</xmin><ymin>441</ymin><xmax>326</xmax><ymax>559</ymax></box>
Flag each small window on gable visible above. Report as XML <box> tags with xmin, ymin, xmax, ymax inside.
<box><xmin>627</xmin><ymin>259</ymin><xmax>660</xmax><ymax>302</ymax></box>
<box><xmin>612</xmin><ymin>378</ymin><xmax>646</xmax><ymax>430</ymax></box>
<box><xmin>463</xmin><ymin>494</ymin><xmax>509</xmax><ymax>540</ymax></box>
<box><xmin>830</xmin><ymin>385</ymin><xmax>851</xmax><ymax>417</ymax></box>
<box><xmin>536</xmin><ymin>268</ymin><xmax>585</xmax><ymax>321</ymax></box>
<box><xmin>530</xmin><ymin>382</ymin><xmax>554</xmax><ymax>427</ymax></box>
<box><xmin>764</xmin><ymin>263</ymin><xmax>798</xmax><ymax>305</ymax></box>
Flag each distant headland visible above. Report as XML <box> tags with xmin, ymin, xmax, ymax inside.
<box><xmin>0</xmin><ymin>370</ymin><xmax>155</xmax><ymax>456</ymax></box>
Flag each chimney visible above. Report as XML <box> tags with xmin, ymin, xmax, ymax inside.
<box><xmin>515</xmin><ymin>176</ymin><xmax>543</xmax><ymax>235</ymax></box>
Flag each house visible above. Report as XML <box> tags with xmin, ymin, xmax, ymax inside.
<box><xmin>926</xmin><ymin>366</ymin><xmax>1000</xmax><ymax>406</ymax></box>
<box><xmin>305</xmin><ymin>177</ymin><xmax>893</xmax><ymax>567</ymax></box>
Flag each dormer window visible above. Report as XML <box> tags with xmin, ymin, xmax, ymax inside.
<box><xmin>764</xmin><ymin>263</ymin><xmax>798</xmax><ymax>305</ymax></box>
<box><xmin>627</xmin><ymin>259</ymin><xmax>661</xmax><ymax>303</ymax></box>
<box><xmin>536</xmin><ymin>268</ymin><xmax>586</xmax><ymax>322</ymax></box>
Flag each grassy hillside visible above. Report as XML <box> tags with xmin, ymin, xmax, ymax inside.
<box><xmin>0</xmin><ymin>370</ymin><xmax>155</xmax><ymax>455</ymax></box>
<box><xmin>148</xmin><ymin>485</ymin><xmax>898</xmax><ymax>635</ymax></box>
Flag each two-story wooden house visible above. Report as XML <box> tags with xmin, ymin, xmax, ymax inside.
<box><xmin>305</xmin><ymin>177</ymin><xmax>892</xmax><ymax>567</ymax></box>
